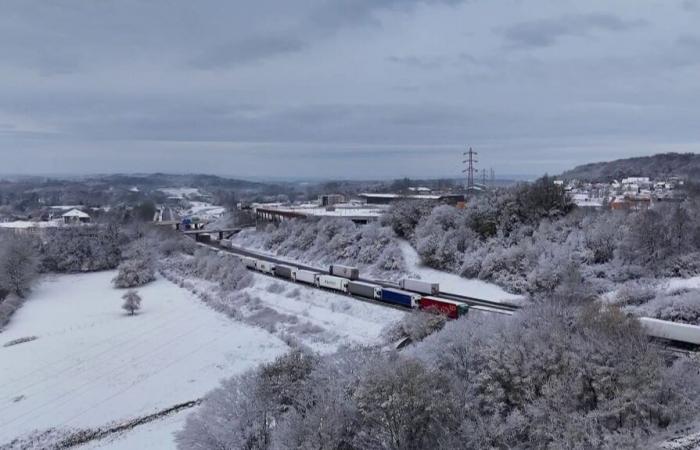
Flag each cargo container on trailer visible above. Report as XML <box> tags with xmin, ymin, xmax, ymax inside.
<box><xmin>329</xmin><ymin>264</ymin><xmax>360</xmax><ymax>280</ymax></box>
<box><xmin>400</xmin><ymin>279</ymin><xmax>439</xmax><ymax>295</ymax></box>
<box><xmin>296</xmin><ymin>269</ymin><xmax>318</xmax><ymax>285</ymax></box>
<box><xmin>419</xmin><ymin>296</ymin><xmax>469</xmax><ymax>319</ymax></box>
<box><xmin>241</xmin><ymin>256</ymin><xmax>257</xmax><ymax>269</ymax></box>
<box><xmin>255</xmin><ymin>260</ymin><xmax>275</xmax><ymax>274</ymax></box>
<box><xmin>317</xmin><ymin>275</ymin><xmax>349</xmax><ymax>293</ymax></box>
<box><xmin>347</xmin><ymin>281</ymin><xmax>382</xmax><ymax>300</ymax></box>
<box><xmin>273</xmin><ymin>265</ymin><xmax>296</xmax><ymax>281</ymax></box>
<box><xmin>380</xmin><ymin>288</ymin><xmax>421</xmax><ymax>308</ymax></box>
<box><xmin>639</xmin><ymin>317</ymin><xmax>700</xmax><ymax>345</ymax></box>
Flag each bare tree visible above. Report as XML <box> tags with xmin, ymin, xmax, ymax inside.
<box><xmin>121</xmin><ymin>290</ymin><xmax>142</xmax><ymax>315</ymax></box>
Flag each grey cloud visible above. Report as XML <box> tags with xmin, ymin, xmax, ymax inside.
<box><xmin>0</xmin><ymin>1</ymin><xmax>699</xmax><ymax>178</ymax></box>
<box><xmin>386</xmin><ymin>53</ymin><xmax>476</xmax><ymax>69</ymax></box>
<box><xmin>190</xmin><ymin>36</ymin><xmax>306</xmax><ymax>69</ymax></box>
<box><xmin>501</xmin><ymin>13</ymin><xmax>646</xmax><ymax>49</ymax></box>
<box><xmin>308</xmin><ymin>0</ymin><xmax>464</xmax><ymax>29</ymax></box>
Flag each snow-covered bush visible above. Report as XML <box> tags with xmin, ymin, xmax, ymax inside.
<box><xmin>613</xmin><ymin>280</ymin><xmax>658</xmax><ymax>306</ymax></box>
<box><xmin>112</xmin><ymin>239</ymin><xmax>156</xmax><ymax>288</ymax></box>
<box><xmin>162</xmin><ymin>249</ymin><xmax>253</xmax><ymax>293</ymax></box>
<box><xmin>382</xmin><ymin>310</ymin><xmax>447</xmax><ymax>344</ymax></box>
<box><xmin>653</xmin><ymin>290</ymin><xmax>700</xmax><ymax>324</ymax></box>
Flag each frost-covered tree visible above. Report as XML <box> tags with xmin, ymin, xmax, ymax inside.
<box><xmin>41</xmin><ymin>225</ymin><xmax>124</xmax><ymax>272</ymax></box>
<box><xmin>352</xmin><ymin>356</ymin><xmax>459</xmax><ymax>450</ymax></box>
<box><xmin>176</xmin><ymin>349</ymin><xmax>317</xmax><ymax>449</ymax></box>
<box><xmin>121</xmin><ymin>290</ymin><xmax>142</xmax><ymax>315</ymax></box>
<box><xmin>381</xmin><ymin>200</ymin><xmax>434</xmax><ymax>239</ymax></box>
<box><xmin>112</xmin><ymin>238</ymin><xmax>156</xmax><ymax>288</ymax></box>
<box><xmin>0</xmin><ymin>235</ymin><xmax>39</xmax><ymax>297</ymax></box>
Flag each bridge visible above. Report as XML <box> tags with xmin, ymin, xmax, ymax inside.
<box><xmin>181</xmin><ymin>227</ymin><xmax>243</xmax><ymax>241</ymax></box>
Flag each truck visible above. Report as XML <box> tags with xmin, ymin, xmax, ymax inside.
<box><xmin>273</xmin><ymin>265</ymin><xmax>296</xmax><ymax>281</ymax></box>
<box><xmin>380</xmin><ymin>288</ymin><xmax>421</xmax><ymax>308</ymax></box>
<box><xmin>220</xmin><ymin>238</ymin><xmax>232</xmax><ymax>248</ymax></box>
<box><xmin>241</xmin><ymin>256</ymin><xmax>257</xmax><ymax>269</ymax></box>
<box><xmin>400</xmin><ymin>279</ymin><xmax>439</xmax><ymax>295</ymax></box>
<box><xmin>329</xmin><ymin>264</ymin><xmax>360</xmax><ymax>280</ymax></box>
<box><xmin>419</xmin><ymin>296</ymin><xmax>469</xmax><ymax>319</ymax></box>
<box><xmin>295</xmin><ymin>269</ymin><xmax>318</xmax><ymax>285</ymax></box>
<box><xmin>316</xmin><ymin>275</ymin><xmax>349</xmax><ymax>293</ymax></box>
<box><xmin>255</xmin><ymin>260</ymin><xmax>275</xmax><ymax>274</ymax></box>
<box><xmin>347</xmin><ymin>281</ymin><xmax>382</xmax><ymax>300</ymax></box>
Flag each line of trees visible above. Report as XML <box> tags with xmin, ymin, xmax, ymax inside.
<box><xmin>235</xmin><ymin>218</ymin><xmax>406</xmax><ymax>278</ymax></box>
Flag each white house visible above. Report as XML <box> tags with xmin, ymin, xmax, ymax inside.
<box><xmin>62</xmin><ymin>209</ymin><xmax>91</xmax><ymax>224</ymax></box>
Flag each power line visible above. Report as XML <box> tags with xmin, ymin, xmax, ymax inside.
<box><xmin>462</xmin><ymin>147</ymin><xmax>478</xmax><ymax>193</ymax></box>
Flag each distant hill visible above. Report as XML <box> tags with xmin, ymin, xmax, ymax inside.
<box><xmin>561</xmin><ymin>153</ymin><xmax>700</xmax><ymax>182</ymax></box>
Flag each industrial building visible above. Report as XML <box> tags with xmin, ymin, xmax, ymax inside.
<box><xmin>358</xmin><ymin>193</ymin><xmax>465</xmax><ymax>206</ymax></box>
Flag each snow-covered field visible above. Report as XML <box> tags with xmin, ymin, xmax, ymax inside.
<box><xmin>0</xmin><ymin>271</ymin><xmax>288</xmax><ymax>448</ymax></box>
<box><xmin>399</xmin><ymin>241</ymin><xmax>524</xmax><ymax>303</ymax></box>
<box><xmin>0</xmin><ymin>266</ymin><xmax>404</xmax><ymax>448</ymax></box>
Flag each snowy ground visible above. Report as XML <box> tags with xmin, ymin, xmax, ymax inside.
<box><xmin>241</xmin><ymin>274</ymin><xmax>405</xmax><ymax>353</ymax></box>
<box><xmin>398</xmin><ymin>241</ymin><xmax>524</xmax><ymax>303</ymax></box>
<box><xmin>181</xmin><ymin>201</ymin><xmax>226</xmax><ymax>220</ymax></box>
<box><xmin>0</xmin><ymin>271</ymin><xmax>288</xmax><ymax>448</ymax></box>
<box><xmin>158</xmin><ymin>187</ymin><xmax>200</xmax><ymax>199</ymax></box>
<box><xmin>664</xmin><ymin>275</ymin><xmax>700</xmax><ymax>292</ymax></box>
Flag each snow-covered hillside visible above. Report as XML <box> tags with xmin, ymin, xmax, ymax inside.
<box><xmin>0</xmin><ymin>272</ymin><xmax>288</xmax><ymax>447</ymax></box>
<box><xmin>399</xmin><ymin>241</ymin><xmax>524</xmax><ymax>303</ymax></box>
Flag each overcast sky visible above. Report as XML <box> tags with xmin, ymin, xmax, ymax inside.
<box><xmin>1</xmin><ymin>0</ymin><xmax>699</xmax><ymax>179</ymax></box>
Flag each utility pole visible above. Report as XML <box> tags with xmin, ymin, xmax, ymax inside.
<box><xmin>481</xmin><ymin>168</ymin><xmax>487</xmax><ymax>188</ymax></box>
<box><xmin>490</xmin><ymin>168</ymin><xmax>495</xmax><ymax>187</ymax></box>
<box><xmin>462</xmin><ymin>147</ymin><xmax>478</xmax><ymax>193</ymax></box>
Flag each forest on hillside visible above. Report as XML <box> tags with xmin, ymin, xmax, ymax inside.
<box><xmin>561</xmin><ymin>152</ymin><xmax>700</xmax><ymax>182</ymax></box>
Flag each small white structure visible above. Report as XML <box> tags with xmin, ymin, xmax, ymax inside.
<box><xmin>62</xmin><ymin>209</ymin><xmax>91</xmax><ymax>224</ymax></box>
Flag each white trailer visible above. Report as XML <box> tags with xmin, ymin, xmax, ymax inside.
<box><xmin>296</xmin><ymin>269</ymin><xmax>318</xmax><ymax>285</ymax></box>
<box><xmin>400</xmin><ymin>279</ymin><xmax>440</xmax><ymax>295</ymax></box>
<box><xmin>241</xmin><ymin>256</ymin><xmax>257</xmax><ymax>269</ymax></box>
<box><xmin>255</xmin><ymin>260</ymin><xmax>275</xmax><ymax>274</ymax></box>
<box><xmin>329</xmin><ymin>264</ymin><xmax>360</xmax><ymax>280</ymax></box>
<box><xmin>316</xmin><ymin>275</ymin><xmax>349</xmax><ymax>293</ymax></box>
<box><xmin>639</xmin><ymin>317</ymin><xmax>700</xmax><ymax>345</ymax></box>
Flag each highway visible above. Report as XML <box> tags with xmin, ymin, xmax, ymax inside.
<box><xmin>192</xmin><ymin>238</ymin><xmax>699</xmax><ymax>351</ymax></box>
<box><xmin>197</xmin><ymin>239</ymin><xmax>521</xmax><ymax>315</ymax></box>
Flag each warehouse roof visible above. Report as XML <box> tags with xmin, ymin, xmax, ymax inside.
<box><xmin>61</xmin><ymin>209</ymin><xmax>90</xmax><ymax>218</ymax></box>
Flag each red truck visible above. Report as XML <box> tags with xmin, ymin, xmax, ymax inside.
<box><xmin>419</xmin><ymin>296</ymin><xmax>469</xmax><ymax>319</ymax></box>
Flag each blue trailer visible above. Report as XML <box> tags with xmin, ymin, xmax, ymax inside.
<box><xmin>380</xmin><ymin>288</ymin><xmax>420</xmax><ymax>308</ymax></box>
